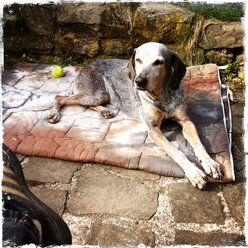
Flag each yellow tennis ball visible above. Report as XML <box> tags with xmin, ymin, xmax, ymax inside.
<box><xmin>52</xmin><ymin>66</ymin><xmax>64</xmax><ymax>78</ymax></box>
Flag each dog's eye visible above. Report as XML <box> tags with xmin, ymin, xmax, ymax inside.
<box><xmin>153</xmin><ymin>60</ymin><xmax>164</xmax><ymax>66</ymax></box>
<box><xmin>136</xmin><ymin>58</ymin><xmax>143</xmax><ymax>64</ymax></box>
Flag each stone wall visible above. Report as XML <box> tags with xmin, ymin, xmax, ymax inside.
<box><xmin>3</xmin><ymin>2</ymin><xmax>244</xmax><ymax>66</ymax></box>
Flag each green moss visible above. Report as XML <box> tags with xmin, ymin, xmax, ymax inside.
<box><xmin>124</xmin><ymin>2</ymin><xmax>140</xmax><ymax>13</ymax></box>
<box><xmin>177</xmin><ymin>20</ymin><xmax>195</xmax><ymax>46</ymax></box>
<box><xmin>192</xmin><ymin>54</ymin><xmax>204</xmax><ymax>66</ymax></box>
<box><xmin>173</xmin><ymin>2</ymin><xmax>244</xmax><ymax>22</ymax></box>
<box><xmin>225</xmin><ymin>60</ymin><xmax>239</xmax><ymax>79</ymax></box>
<box><xmin>59</xmin><ymin>50</ymin><xmax>77</xmax><ymax>66</ymax></box>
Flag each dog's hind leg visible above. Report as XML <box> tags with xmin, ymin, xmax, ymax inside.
<box><xmin>48</xmin><ymin>93</ymin><xmax>111</xmax><ymax>123</ymax></box>
<box><xmin>48</xmin><ymin>63</ymin><xmax>114</xmax><ymax>123</ymax></box>
<box><xmin>48</xmin><ymin>95</ymin><xmax>81</xmax><ymax>123</ymax></box>
<box><xmin>90</xmin><ymin>106</ymin><xmax>114</xmax><ymax>119</ymax></box>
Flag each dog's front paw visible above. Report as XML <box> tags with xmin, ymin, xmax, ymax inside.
<box><xmin>101</xmin><ymin>109</ymin><xmax>114</xmax><ymax>119</ymax></box>
<box><xmin>48</xmin><ymin>109</ymin><xmax>61</xmax><ymax>123</ymax></box>
<box><xmin>185</xmin><ymin>165</ymin><xmax>208</xmax><ymax>190</ymax></box>
<box><xmin>201</xmin><ymin>157</ymin><xmax>224</xmax><ymax>180</ymax></box>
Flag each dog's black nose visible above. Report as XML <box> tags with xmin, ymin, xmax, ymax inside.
<box><xmin>135</xmin><ymin>77</ymin><xmax>148</xmax><ymax>88</ymax></box>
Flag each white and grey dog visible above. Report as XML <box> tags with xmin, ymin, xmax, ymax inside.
<box><xmin>48</xmin><ymin>42</ymin><xmax>223</xmax><ymax>189</ymax></box>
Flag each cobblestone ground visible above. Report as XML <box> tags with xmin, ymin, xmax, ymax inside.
<box><xmin>15</xmin><ymin>76</ymin><xmax>245</xmax><ymax>247</ymax></box>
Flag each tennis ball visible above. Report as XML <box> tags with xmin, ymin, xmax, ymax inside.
<box><xmin>52</xmin><ymin>66</ymin><xmax>64</xmax><ymax>78</ymax></box>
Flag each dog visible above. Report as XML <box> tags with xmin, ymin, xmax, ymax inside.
<box><xmin>48</xmin><ymin>42</ymin><xmax>223</xmax><ymax>189</ymax></box>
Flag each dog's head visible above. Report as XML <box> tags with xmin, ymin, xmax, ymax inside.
<box><xmin>127</xmin><ymin>42</ymin><xmax>186</xmax><ymax>98</ymax></box>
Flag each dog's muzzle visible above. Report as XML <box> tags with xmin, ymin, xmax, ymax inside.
<box><xmin>135</xmin><ymin>77</ymin><xmax>148</xmax><ymax>90</ymax></box>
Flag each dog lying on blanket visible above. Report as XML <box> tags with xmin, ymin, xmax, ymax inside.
<box><xmin>48</xmin><ymin>42</ymin><xmax>223</xmax><ymax>189</ymax></box>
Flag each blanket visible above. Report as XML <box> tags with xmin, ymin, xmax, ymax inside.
<box><xmin>2</xmin><ymin>63</ymin><xmax>234</xmax><ymax>182</ymax></box>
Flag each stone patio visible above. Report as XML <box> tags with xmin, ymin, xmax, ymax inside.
<box><xmin>3</xmin><ymin>63</ymin><xmax>246</xmax><ymax>246</ymax></box>
<box><xmin>18</xmin><ymin>150</ymin><xmax>245</xmax><ymax>246</ymax></box>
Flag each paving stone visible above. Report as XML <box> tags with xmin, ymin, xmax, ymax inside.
<box><xmin>16</xmin><ymin>153</ymin><xmax>26</xmax><ymax>162</ymax></box>
<box><xmin>102</xmin><ymin>164</ymin><xmax>160</xmax><ymax>181</ymax></box>
<box><xmin>23</xmin><ymin>157</ymin><xmax>81</xmax><ymax>183</ymax></box>
<box><xmin>232</xmin><ymin>135</ymin><xmax>245</xmax><ymax>178</ymax></box>
<box><xmin>233</xmin><ymin>160</ymin><xmax>245</xmax><ymax>179</ymax></box>
<box><xmin>85</xmin><ymin>222</ymin><xmax>155</xmax><ymax>247</ymax></box>
<box><xmin>30</xmin><ymin>187</ymin><xmax>67</xmax><ymax>216</ymax></box>
<box><xmin>168</xmin><ymin>182</ymin><xmax>225</xmax><ymax>224</ymax></box>
<box><xmin>234</xmin><ymin>90</ymin><xmax>245</xmax><ymax>104</ymax></box>
<box><xmin>66</xmin><ymin>166</ymin><xmax>158</xmax><ymax>219</ymax></box>
<box><xmin>174</xmin><ymin>230</ymin><xmax>245</xmax><ymax>246</ymax></box>
<box><xmin>232</xmin><ymin>118</ymin><xmax>244</xmax><ymax>136</ymax></box>
<box><xmin>222</xmin><ymin>180</ymin><xmax>245</xmax><ymax>225</ymax></box>
<box><xmin>230</xmin><ymin>103</ymin><xmax>244</xmax><ymax>118</ymax></box>
<box><xmin>232</xmin><ymin>135</ymin><xmax>244</xmax><ymax>160</ymax></box>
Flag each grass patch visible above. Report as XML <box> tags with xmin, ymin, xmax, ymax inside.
<box><xmin>223</xmin><ymin>60</ymin><xmax>240</xmax><ymax>81</ymax></box>
<box><xmin>173</xmin><ymin>2</ymin><xmax>244</xmax><ymax>22</ymax></box>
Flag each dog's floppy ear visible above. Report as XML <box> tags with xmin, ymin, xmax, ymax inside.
<box><xmin>127</xmin><ymin>48</ymin><xmax>136</xmax><ymax>82</ymax></box>
<box><xmin>169</xmin><ymin>52</ymin><xmax>186</xmax><ymax>90</ymax></box>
